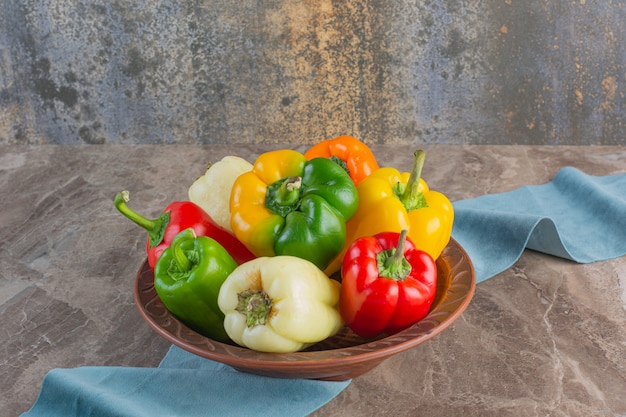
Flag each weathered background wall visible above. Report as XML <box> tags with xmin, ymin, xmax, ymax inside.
<box><xmin>1</xmin><ymin>0</ymin><xmax>624</xmax><ymax>146</ymax></box>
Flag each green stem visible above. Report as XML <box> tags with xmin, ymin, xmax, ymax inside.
<box><xmin>236</xmin><ymin>289</ymin><xmax>273</xmax><ymax>328</ymax></box>
<box><xmin>172</xmin><ymin>236</ymin><xmax>192</xmax><ymax>273</ymax></box>
<box><xmin>278</xmin><ymin>176</ymin><xmax>302</xmax><ymax>206</ymax></box>
<box><xmin>165</xmin><ymin>229</ymin><xmax>199</xmax><ymax>281</ymax></box>
<box><xmin>265</xmin><ymin>177</ymin><xmax>302</xmax><ymax>217</ymax></box>
<box><xmin>399</xmin><ymin>150</ymin><xmax>428</xmax><ymax>212</ymax></box>
<box><xmin>377</xmin><ymin>229</ymin><xmax>412</xmax><ymax>281</ymax></box>
<box><xmin>114</xmin><ymin>190</ymin><xmax>169</xmax><ymax>247</ymax></box>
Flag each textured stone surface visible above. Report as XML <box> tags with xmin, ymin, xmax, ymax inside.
<box><xmin>1</xmin><ymin>1</ymin><xmax>625</xmax><ymax>146</ymax></box>
<box><xmin>0</xmin><ymin>144</ymin><xmax>625</xmax><ymax>416</ymax></box>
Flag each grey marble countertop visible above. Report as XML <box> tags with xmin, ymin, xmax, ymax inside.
<box><xmin>1</xmin><ymin>144</ymin><xmax>625</xmax><ymax>416</ymax></box>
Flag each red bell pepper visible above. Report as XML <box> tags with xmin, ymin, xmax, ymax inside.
<box><xmin>340</xmin><ymin>229</ymin><xmax>437</xmax><ymax>338</ymax></box>
<box><xmin>114</xmin><ymin>191</ymin><xmax>255</xmax><ymax>270</ymax></box>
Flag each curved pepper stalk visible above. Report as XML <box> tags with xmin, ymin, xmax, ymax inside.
<box><xmin>114</xmin><ymin>190</ymin><xmax>255</xmax><ymax>270</ymax></box>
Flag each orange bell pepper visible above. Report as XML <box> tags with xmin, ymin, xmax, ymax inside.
<box><xmin>325</xmin><ymin>150</ymin><xmax>453</xmax><ymax>275</ymax></box>
<box><xmin>304</xmin><ymin>135</ymin><xmax>379</xmax><ymax>186</ymax></box>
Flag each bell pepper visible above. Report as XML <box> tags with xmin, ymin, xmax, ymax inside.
<box><xmin>188</xmin><ymin>155</ymin><xmax>253</xmax><ymax>233</ymax></box>
<box><xmin>217</xmin><ymin>256</ymin><xmax>343</xmax><ymax>352</ymax></box>
<box><xmin>304</xmin><ymin>135</ymin><xmax>379</xmax><ymax>186</ymax></box>
<box><xmin>340</xmin><ymin>229</ymin><xmax>437</xmax><ymax>338</ymax></box>
<box><xmin>114</xmin><ymin>190</ymin><xmax>255</xmax><ymax>270</ymax></box>
<box><xmin>229</xmin><ymin>149</ymin><xmax>359</xmax><ymax>271</ymax></box>
<box><xmin>154</xmin><ymin>229</ymin><xmax>237</xmax><ymax>341</ymax></box>
<box><xmin>324</xmin><ymin>150</ymin><xmax>453</xmax><ymax>275</ymax></box>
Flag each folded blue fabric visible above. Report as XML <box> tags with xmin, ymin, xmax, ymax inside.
<box><xmin>23</xmin><ymin>166</ymin><xmax>626</xmax><ymax>417</ymax></box>
<box><xmin>22</xmin><ymin>345</ymin><xmax>350</xmax><ymax>417</ymax></box>
<box><xmin>451</xmin><ymin>166</ymin><xmax>626</xmax><ymax>283</ymax></box>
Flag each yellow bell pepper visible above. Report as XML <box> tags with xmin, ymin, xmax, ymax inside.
<box><xmin>229</xmin><ymin>149</ymin><xmax>359</xmax><ymax>271</ymax></box>
<box><xmin>217</xmin><ymin>256</ymin><xmax>343</xmax><ymax>353</ymax></box>
<box><xmin>229</xmin><ymin>150</ymin><xmax>309</xmax><ymax>258</ymax></box>
<box><xmin>325</xmin><ymin>150</ymin><xmax>454</xmax><ymax>275</ymax></box>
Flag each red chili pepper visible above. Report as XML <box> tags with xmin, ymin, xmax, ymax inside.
<box><xmin>340</xmin><ymin>229</ymin><xmax>437</xmax><ymax>338</ymax></box>
<box><xmin>114</xmin><ymin>191</ymin><xmax>255</xmax><ymax>270</ymax></box>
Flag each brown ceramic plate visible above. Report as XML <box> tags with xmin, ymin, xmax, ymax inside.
<box><xmin>134</xmin><ymin>238</ymin><xmax>475</xmax><ymax>381</ymax></box>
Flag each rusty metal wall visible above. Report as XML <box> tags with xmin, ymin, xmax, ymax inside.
<box><xmin>1</xmin><ymin>0</ymin><xmax>624</xmax><ymax>145</ymax></box>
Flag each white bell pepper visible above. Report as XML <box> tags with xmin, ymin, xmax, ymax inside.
<box><xmin>217</xmin><ymin>256</ymin><xmax>343</xmax><ymax>353</ymax></box>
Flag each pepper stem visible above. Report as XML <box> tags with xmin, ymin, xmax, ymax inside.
<box><xmin>236</xmin><ymin>289</ymin><xmax>273</xmax><ymax>327</ymax></box>
<box><xmin>171</xmin><ymin>231</ymin><xmax>195</xmax><ymax>273</ymax></box>
<box><xmin>265</xmin><ymin>176</ymin><xmax>302</xmax><ymax>217</ymax></box>
<box><xmin>398</xmin><ymin>150</ymin><xmax>428</xmax><ymax>212</ymax></box>
<box><xmin>114</xmin><ymin>191</ymin><xmax>170</xmax><ymax>248</ymax></box>
<box><xmin>279</xmin><ymin>177</ymin><xmax>302</xmax><ymax>205</ymax></box>
<box><xmin>377</xmin><ymin>229</ymin><xmax>412</xmax><ymax>281</ymax></box>
<box><xmin>165</xmin><ymin>229</ymin><xmax>199</xmax><ymax>281</ymax></box>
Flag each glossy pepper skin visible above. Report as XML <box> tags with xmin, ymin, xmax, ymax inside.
<box><xmin>114</xmin><ymin>191</ymin><xmax>255</xmax><ymax>270</ymax></box>
<box><xmin>229</xmin><ymin>149</ymin><xmax>359</xmax><ymax>271</ymax></box>
<box><xmin>217</xmin><ymin>256</ymin><xmax>343</xmax><ymax>352</ymax></box>
<box><xmin>304</xmin><ymin>135</ymin><xmax>380</xmax><ymax>186</ymax></box>
<box><xmin>340</xmin><ymin>230</ymin><xmax>437</xmax><ymax>338</ymax></box>
<box><xmin>154</xmin><ymin>229</ymin><xmax>238</xmax><ymax>341</ymax></box>
<box><xmin>325</xmin><ymin>150</ymin><xmax>453</xmax><ymax>275</ymax></box>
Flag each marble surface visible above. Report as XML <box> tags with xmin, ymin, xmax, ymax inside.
<box><xmin>1</xmin><ymin>144</ymin><xmax>625</xmax><ymax>416</ymax></box>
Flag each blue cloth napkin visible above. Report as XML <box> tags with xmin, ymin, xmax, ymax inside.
<box><xmin>22</xmin><ymin>166</ymin><xmax>626</xmax><ymax>417</ymax></box>
<box><xmin>452</xmin><ymin>166</ymin><xmax>626</xmax><ymax>283</ymax></box>
<box><xmin>22</xmin><ymin>345</ymin><xmax>350</xmax><ymax>417</ymax></box>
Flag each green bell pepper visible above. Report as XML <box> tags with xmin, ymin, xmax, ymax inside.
<box><xmin>229</xmin><ymin>149</ymin><xmax>359</xmax><ymax>271</ymax></box>
<box><xmin>154</xmin><ymin>228</ymin><xmax>238</xmax><ymax>341</ymax></box>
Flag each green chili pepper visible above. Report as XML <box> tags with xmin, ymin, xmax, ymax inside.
<box><xmin>154</xmin><ymin>228</ymin><xmax>238</xmax><ymax>341</ymax></box>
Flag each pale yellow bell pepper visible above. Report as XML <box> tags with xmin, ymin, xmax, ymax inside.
<box><xmin>188</xmin><ymin>156</ymin><xmax>252</xmax><ymax>233</ymax></box>
<box><xmin>217</xmin><ymin>256</ymin><xmax>343</xmax><ymax>353</ymax></box>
